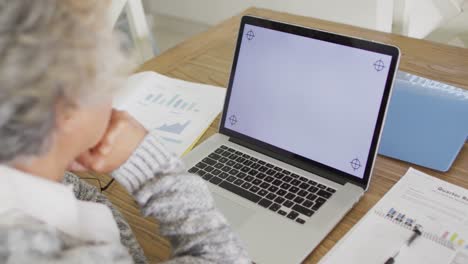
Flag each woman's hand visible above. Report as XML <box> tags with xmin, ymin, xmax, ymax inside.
<box><xmin>70</xmin><ymin>110</ymin><xmax>148</xmax><ymax>173</ymax></box>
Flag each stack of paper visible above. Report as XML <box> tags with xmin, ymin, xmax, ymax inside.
<box><xmin>113</xmin><ymin>71</ymin><xmax>226</xmax><ymax>156</ymax></box>
<box><xmin>320</xmin><ymin>168</ymin><xmax>468</xmax><ymax>264</ymax></box>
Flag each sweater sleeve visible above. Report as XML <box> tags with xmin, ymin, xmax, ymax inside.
<box><xmin>62</xmin><ymin>172</ymin><xmax>148</xmax><ymax>264</ymax></box>
<box><xmin>111</xmin><ymin>133</ymin><xmax>251</xmax><ymax>264</ymax></box>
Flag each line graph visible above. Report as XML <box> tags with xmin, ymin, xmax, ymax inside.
<box><xmin>156</xmin><ymin>120</ymin><xmax>191</xmax><ymax>135</ymax></box>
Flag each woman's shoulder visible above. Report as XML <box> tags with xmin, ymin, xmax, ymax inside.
<box><xmin>0</xmin><ymin>210</ymin><xmax>133</xmax><ymax>264</ymax></box>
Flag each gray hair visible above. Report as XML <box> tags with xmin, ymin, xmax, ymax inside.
<box><xmin>0</xmin><ymin>0</ymin><xmax>126</xmax><ymax>163</ymax></box>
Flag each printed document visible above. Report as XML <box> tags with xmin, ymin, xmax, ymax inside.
<box><xmin>114</xmin><ymin>71</ymin><xmax>226</xmax><ymax>156</ymax></box>
<box><xmin>320</xmin><ymin>168</ymin><xmax>468</xmax><ymax>264</ymax></box>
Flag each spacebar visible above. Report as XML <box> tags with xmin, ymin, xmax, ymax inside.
<box><xmin>219</xmin><ymin>181</ymin><xmax>261</xmax><ymax>203</ymax></box>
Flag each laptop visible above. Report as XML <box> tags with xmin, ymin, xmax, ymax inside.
<box><xmin>183</xmin><ymin>16</ymin><xmax>400</xmax><ymax>263</ymax></box>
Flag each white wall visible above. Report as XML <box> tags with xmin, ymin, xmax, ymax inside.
<box><xmin>426</xmin><ymin>1</ymin><xmax>468</xmax><ymax>45</ymax></box>
<box><xmin>400</xmin><ymin>0</ymin><xmax>462</xmax><ymax>38</ymax></box>
<box><xmin>146</xmin><ymin>0</ymin><xmax>394</xmax><ymax>32</ymax></box>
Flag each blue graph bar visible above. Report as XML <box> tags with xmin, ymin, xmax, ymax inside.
<box><xmin>174</xmin><ymin>99</ymin><xmax>183</xmax><ymax>108</ymax></box>
<box><xmin>152</xmin><ymin>94</ymin><xmax>163</xmax><ymax>103</ymax></box>
<box><xmin>167</xmin><ymin>94</ymin><xmax>180</xmax><ymax>106</ymax></box>
<box><xmin>145</xmin><ymin>94</ymin><xmax>154</xmax><ymax>101</ymax></box>
<box><xmin>187</xmin><ymin>103</ymin><xmax>196</xmax><ymax>111</ymax></box>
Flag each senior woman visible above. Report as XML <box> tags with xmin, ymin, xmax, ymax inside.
<box><xmin>0</xmin><ymin>1</ymin><xmax>250</xmax><ymax>263</ymax></box>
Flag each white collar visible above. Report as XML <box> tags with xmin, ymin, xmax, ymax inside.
<box><xmin>0</xmin><ymin>165</ymin><xmax>120</xmax><ymax>243</ymax></box>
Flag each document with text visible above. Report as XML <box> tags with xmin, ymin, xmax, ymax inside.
<box><xmin>320</xmin><ymin>168</ymin><xmax>468</xmax><ymax>264</ymax></box>
<box><xmin>113</xmin><ymin>71</ymin><xmax>226</xmax><ymax>156</ymax></box>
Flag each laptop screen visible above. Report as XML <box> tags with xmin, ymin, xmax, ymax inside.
<box><xmin>221</xmin><ymin>17</ymin><xmax>398</xmax><ymax>185</ymax></box>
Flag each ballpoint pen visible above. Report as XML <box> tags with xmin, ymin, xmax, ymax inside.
<box><xmin>384</xmin><ymin>227</ymin><xmax>422</xmax><ymax>264</ymax></box>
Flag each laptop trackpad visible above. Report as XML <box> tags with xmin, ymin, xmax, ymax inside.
<box><xmin>212</xmin><ymin>193</ymin><xmax>255</xmax><ymax>228</ymax></box>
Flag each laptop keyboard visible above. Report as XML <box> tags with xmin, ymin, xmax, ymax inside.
<box><xmin>188</xmin><ymin>145</ymin><xmax>336</xmax><ymax>225</ymax></box>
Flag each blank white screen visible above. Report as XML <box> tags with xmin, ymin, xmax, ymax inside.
<box><xmin>225</xmin><ymin>25</ymin><xmax>392</xmax><ymax>179</ymax></box>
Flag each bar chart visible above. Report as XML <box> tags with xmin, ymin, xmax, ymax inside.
<box><xmin>442</xmin><ymin>231</ymin><xmax>468</xmax><ymax>250</ymax></box>
<box><xmin>380</xmin><ymin>208</ymin><xmax>422</xmax><ymax>232</ymax></box>
<box><xmin>376</xmin><ymin>207</ymin><xmax>468</xmax><ymax>252</ymax></box>
<box><xmin>320</xmin><ymin>169</ymin><xmax>468</xmax><ymax>264</ymax></box>
<box><xmin>114</xmin><ymin>71</ymin><xmax>226</xmax><ymax>156</ymax></box>
<box><xmin>143</xmin><ymin>93</ymin><xmax>200</xmax><ymax>112</ymax></box>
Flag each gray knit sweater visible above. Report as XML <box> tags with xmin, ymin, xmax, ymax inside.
<box><xmin>0</xmin><ymin>134</ymin><xmax>251</xmax><ymax>264</ymax></box>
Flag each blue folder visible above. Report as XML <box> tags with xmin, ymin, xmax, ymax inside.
<box><xmin>378</xmin><ymin>71</ymin><xmax>468</xmax><ymax>172</ymax></box>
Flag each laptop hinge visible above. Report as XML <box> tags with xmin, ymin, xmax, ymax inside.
<box><xmin>228</xmin><ymin>137</ymin><xmax>364</xmax><ymax>187</ymax></box>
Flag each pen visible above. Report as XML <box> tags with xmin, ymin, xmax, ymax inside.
<box><xmin>384</xmin><ymin>227</ymin><xmax>422</xmax><ymax>264</ymax></box>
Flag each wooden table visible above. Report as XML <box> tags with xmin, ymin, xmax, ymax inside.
<box><xmin>80</xmin><ymin>7</ymin><xmax>468</xmax><ymax>263</ymax></box>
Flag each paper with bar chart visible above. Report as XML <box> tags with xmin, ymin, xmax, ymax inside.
<box><xmin>320</xmin><ymin>168</ymin><xmax>468</xmax><ymax>264</ymax></box>
<box><xmin>113</xmin><ymin>71</ymin><xmax>226</xmax><ymax>156</ymax></box>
